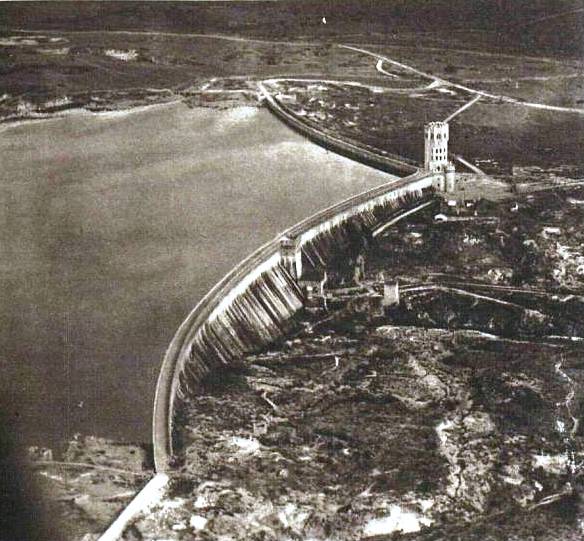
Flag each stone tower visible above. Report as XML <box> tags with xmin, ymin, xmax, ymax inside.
<box><xmin>424</xmin><ymin>122</ymin><xmax>449</xmax><ymax>172</ymax></box>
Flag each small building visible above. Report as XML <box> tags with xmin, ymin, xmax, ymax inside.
<box><xmin>383</xmin><ymin>281</ymin><xmax>400</xmax><ymax>307</ymax></box>
<box><xmin>299</xmin><ymin>267</ymin><xmax>327</xmax><ymax>297</ymax></box>
<box><xmin>299</xmin><ymin>266</ymin><xmax>328</xmax><ymax>309</ymax></box>
<box><xmin>279</xmin><ymin>236</ymin><xmax>302</xmax><ymax>279</ymax></box>
<box><xmin>445</xmin><ymin>161</ymin><xmax>456</xmax><ymax>192</ymax></box>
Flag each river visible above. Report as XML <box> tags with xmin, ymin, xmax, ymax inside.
<box><xmin>0</xmin><ymin>102</ymin><xmax>394</xmax><ymax>450</ymax></box>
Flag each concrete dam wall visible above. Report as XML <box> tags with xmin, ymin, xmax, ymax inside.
<box><xmin>152</xmin><ymin>169</ymin><xmax>439</xmax><ymax>472</ymax></box>
<box><xmin>152</xmin><ymin>82</ymin><xmax>441</xmax><ymax>472</ymax></box>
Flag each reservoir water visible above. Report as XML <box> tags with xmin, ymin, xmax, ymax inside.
<box><xmin>0</xmin><ymin>102</ymin><xmax>394</xmax><ymax>449</ymax></box>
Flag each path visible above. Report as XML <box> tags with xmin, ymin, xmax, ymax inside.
<box><xmin>372</xmin><ymin>200</ymin><xmax>435</xmax><ymax>238</ymax></box>
<box><xmin>11</xmin><ymin>27</ymin><xmax>323</xmax><ymax>47</ymax></box>
<box><xmin>262</xmin><ymin>77</ymin><xmax>386</xmax><ymax>91</ymax></box>
<box><xmin>444</xmin><ymin>94</ymin><xmax>482</xmax><ymax>123</ymax></box>
<box><xmin>517</xmin><ymin>7</ymin><xmax>584</xmax><ymax>29</ymax></box>
<box><xmin>452</xmin><ymin>154</ymin><xmax>489</xmax><ymax>176</ymax></box>
<box><xmin>13</xmin><ymin>27</ymin><xmax>581</xmax><ymax>68</ymax></box>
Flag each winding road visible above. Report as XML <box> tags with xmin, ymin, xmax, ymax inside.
<box><xmin>341</xmin><ymin>44</ymin><xmax>584</xmax><ymax>115</ymax></box>
<box><xmin>10</xmin><ymin>26</ymin><xmax>583</xmax><ymax>117</ymax></box>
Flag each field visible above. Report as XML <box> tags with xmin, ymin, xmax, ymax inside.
<box><xmin>1</xmin><ymin>1</ymin><xmax>583</xmax><ymax>56</ymax></box>
<box><xmin>1</xmin><ymin>4</ymin><xmax>582</xmax><ymax>173</ymax></box>
<box><xmin>267</xmin><ymin>46</ymin><xmax>584</xmax><ymax>170</ymax></box>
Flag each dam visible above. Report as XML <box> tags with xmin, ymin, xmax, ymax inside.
<box><xmin>152</xmin><ymin>166</ymin><xmax>441</xmax><ymax>470</ymax></box>
<box><xmin>151</xmin><ymin>89</ymin><xmax>449</xmax><ymax>471</ymax></box>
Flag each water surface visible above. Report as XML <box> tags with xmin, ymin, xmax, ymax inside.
<box><xmin>0</xmin><ymin>103</ymin><xmax>394</xmax><ymax>448</ymax></box>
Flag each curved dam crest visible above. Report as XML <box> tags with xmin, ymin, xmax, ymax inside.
<box><xmin>0</xmin><ymin>102</ymin><xmax>396</xmax><ymax>448</ymax></box>
<box><xmin>152</xmin><ymin>99</ymin><xmax>440</xmax><ymax>470</ymax></box>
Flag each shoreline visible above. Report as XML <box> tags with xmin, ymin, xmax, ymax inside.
<box><xmin>0</xmin><ymin>89</ymin><xmax>259</xmax><ymax>132</ymax></box>
<box><xmin>0</xmin><ymin>98</ymin><xmax>188</xmax><ymax>132</ymax></box>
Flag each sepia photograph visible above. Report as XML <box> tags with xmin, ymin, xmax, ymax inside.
<box><xmin>1</xmin><ymin>1</ymin><xmax>584</xmax><ymax>539</ymax></box>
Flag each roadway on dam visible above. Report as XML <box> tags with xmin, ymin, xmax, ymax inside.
<box><xmin>0</xmin><ymin>101</ymin><xmax>397</xmax><ymax>449</ymax></box>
